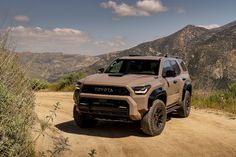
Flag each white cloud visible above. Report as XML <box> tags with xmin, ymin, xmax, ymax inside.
<box><xmin>13</xmin><ymin>15</ymin><xmax>30</xmax><ymax>22</ymax></box>
<box><xmin>101</xmin><ymin>0</ymin><xmax>167</xmax><ymax>17</ymax></box>
<box><xmin>9</xmin><ymin>26</ymin><xmax>90</xmax><ymax>53</ymax></box>
<box><xmin>7</xmin><ymin>26</ymin><xmax>130</xmax><ymax>55</ymax></box>
<box><xmin>136</xmin><ymin>0</ymin><xmax>167</xmax><ymax>13</ymax></box>
<box><xmin>197</xmin><ymin>24</ymin><xmax>221</xmax><ymax>29</ymax></box>
<box><xmin>53</xmin><ymin>28</ymin><xmax>83</xmax><ymax>35</ymax></box>
<box><xmin>93</xmin><ymin>36</ymin><xmax>128</xmax><ymax>53</ymax></box>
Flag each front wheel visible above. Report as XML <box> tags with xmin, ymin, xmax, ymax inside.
<box><xmin>73</xmin><ymin>106</ymin><xmax>97</xmax><ymax>128</ymax></box>
<box><xmin>141</xmin><ymin>100</ymin><xmax>167</xmax><ymax>136</ymax></box>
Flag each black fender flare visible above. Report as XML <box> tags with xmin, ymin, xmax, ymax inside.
<box><xmin>182</xmin><ymin>81</ymin><xmax>192</xmax><ymax>101</ymax></box>
<box><xmin>148</xmin><ymin>88</ymin><xmax>167</xmax><ymax>108</ymax></box>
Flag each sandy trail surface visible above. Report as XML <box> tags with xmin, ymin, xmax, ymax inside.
<box><xmin>35</xmin><ymin>92</ymin><xmax>236</xmax><ymax>157</ymax></box>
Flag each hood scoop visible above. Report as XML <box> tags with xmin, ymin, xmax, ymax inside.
<box><xmin>108</xmin><ymin>73</ymin><xmax>125</xmax><ymax>77</ymax></box>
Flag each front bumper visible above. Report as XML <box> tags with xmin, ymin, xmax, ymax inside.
<box><xmin>76</xmin><ymin>93</ymin><xmax>142</xmax><ymax>120</ymax></box>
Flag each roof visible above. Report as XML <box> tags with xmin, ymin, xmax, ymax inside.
<box><xmin>119</xmin><ymin>56</ymin><xmax>163</xmax><ymax>60</ymax></box>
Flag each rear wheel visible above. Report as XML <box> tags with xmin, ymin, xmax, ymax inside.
<box><xmin>73</xmin><ymin>106</ymin><xmax>97</xmax><ymax>128</ymax></box>
<box><xmin>177</xmin><ymin>91</ymin><xmax>191</xmax><ymax>117</ymax></box>
<box><xmin>141</xmin><ymin>100</ymin><xmax>167</xmax><ymax>136</ymax></box>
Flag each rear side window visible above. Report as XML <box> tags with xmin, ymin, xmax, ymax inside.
<box><xmin>180</xmin><ymin>61</ymin><xmax>188</xmax><ymax>71</ymax></box>
<box><xmin>170</xmin><ymin>60</ymin><xmax>181</xmax><ymax>75</ymax></box>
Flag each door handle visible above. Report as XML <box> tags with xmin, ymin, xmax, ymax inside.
<box><xmin>173</xmin><ymin>80</ymin><xmax>177</xmax><ymax>84</ymax></box>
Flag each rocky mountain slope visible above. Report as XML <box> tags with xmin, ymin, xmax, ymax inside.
<box><xmin>89</xmin><ymin>20</ymin><xmax>236</xmax><ymax>89</ymax></box>
<box><xmin>17</xmin><ymin>52</ymin><xmax>99</xmax><ymax>82</ymax></box>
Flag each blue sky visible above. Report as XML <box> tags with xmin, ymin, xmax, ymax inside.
<box><xmin>0</xmin><ymin>0</ymin><xmax>235</xmax><ymax>55</ymax></box>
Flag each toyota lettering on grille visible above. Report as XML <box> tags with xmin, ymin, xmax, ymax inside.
<box><xmin>94</xmin><ymin>87</ymin><xmax>114</xmax><ymax>93</ymax></box>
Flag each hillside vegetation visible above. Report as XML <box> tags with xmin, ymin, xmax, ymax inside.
<box><xmin>0</xmin><ymin>46</ymin><xmax>35</xmax><ymax>156</ymax></box>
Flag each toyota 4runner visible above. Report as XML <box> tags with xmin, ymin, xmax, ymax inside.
<box><xmin>73</xmin><ymin>55</ymin><xmax>192</xmax><ymax>136</ymax></box>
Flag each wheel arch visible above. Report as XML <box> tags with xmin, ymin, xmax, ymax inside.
<box><xmin>182</xmin><ymin>81</ymin><xmax>192</xmax><ymax>101</ymax></box>
<box><xmin>73</xmin><ymin>88</ymin><xmax>80</xmax><ymax>104</ymax></box>
<box><xmin>148</xmin><ymin>88</ymin><xmax>167</xmax><ymax>108</ymax></box>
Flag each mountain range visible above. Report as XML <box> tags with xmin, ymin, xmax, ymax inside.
<box><xmin>17</xmin><ymin>52</ymin><xmax>99</xmax><ymax>82</ymax></box>
<box><xmin>18</xmin><ymin>20</ymin><xmax>236</xmax><ymax>89</ymax></box>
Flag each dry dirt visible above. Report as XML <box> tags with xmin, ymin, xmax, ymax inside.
<box><xmin>35</xmin><ymin>92</ymin><xmax>236</xmax><ymax>157</ymax></box>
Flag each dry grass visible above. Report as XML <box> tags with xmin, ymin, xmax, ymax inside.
<box><xmin>192</xmin><ymin>87</ymin><xmax>236</xmax><ymax>114</ymax></box>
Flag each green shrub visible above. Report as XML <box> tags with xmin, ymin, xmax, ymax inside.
<box><xmin>31</xmin><ymin>79</ymin><xmax>49</xmax><ymax>91</ymax></box>
<box><xmin>208</xmin><ymin>90</ymin><xmax>225</xmax><ymax>103</ymax></box>
<box><xmin>61</xmin><ymin>86</ymin><xmax>76</xmax><ymax>92</ymax></box>
<box><xmin>192</xmin><ymin>85</ymin><xmax>236</xmax><ymax>114</ymax></box>
<box><xmin>48</xmin><ymin>72</ymin><xmax>86</xmax><ymax>91</ymax></box>
<box><xmin>0</xmin><ymin>49</ymin><xmax>35</xmax><ymax>157</ymax></box>
<box><xmin>227</xmin><ymin>82</ymin><xmax>236</xmax><ymax>98</ymax></box>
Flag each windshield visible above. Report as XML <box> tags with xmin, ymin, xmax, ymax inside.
<box><xmin>105</xmin><ymin>59</ymin><xmax>160</xmax><ymax>75</ymax></box>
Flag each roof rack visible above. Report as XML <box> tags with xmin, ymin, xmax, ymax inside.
<box><xmin>164</xmin><ymin>53</ymin><xmax>179</xmax><ymax>59</ymax></box>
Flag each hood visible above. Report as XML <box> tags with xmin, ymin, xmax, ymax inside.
<box><xmin>83</xmin><ymin>73</ymin><xmax>158</xmax><ymax>86</ymax></box>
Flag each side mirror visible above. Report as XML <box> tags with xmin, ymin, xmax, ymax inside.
<box><xmin>164</xmin><ymin>70</ymin><xmax>176</xmax><ymax>77</ymax></box>
<box><xmin>75</xmin><ymin>81</ymin><xmax>82</xmax><ymax>89</ymax></box>
<box><xmin>98</xmin><ymin>68</ymin><xmax>105</xmax><ymax>73</ymax></box>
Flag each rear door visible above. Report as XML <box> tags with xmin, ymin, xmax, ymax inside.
<box><xmin>170</xmin><ymin>60</ymin><xmax>182</xmax><ymax>102</ymax></box>
<box><xmin>162</xmin><ymin>60</ymin><xmax>181</xmax><ymax>105</ymax></box>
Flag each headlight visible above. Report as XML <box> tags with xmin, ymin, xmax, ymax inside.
<box><xmin>132</xmin><ymin>85</ymin><xmax>151</xmax><ymax>95</ymax></box>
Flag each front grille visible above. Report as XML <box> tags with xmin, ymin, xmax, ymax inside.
<box><xmin>79</xmin><ymin>98</ymin><xmax>129</xmax><ymax>117</ymax></box>
<box><xmin>81</xmin><ymin>85</ymin><xmax>130</xmax><ymax>96</ymax></box>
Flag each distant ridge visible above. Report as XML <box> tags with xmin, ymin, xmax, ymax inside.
<box><xmin>88</xmin><ymin>20</ymin><xmax>236</xmax><ymax>89</ymax></box>
<box><xmin>17</xmin><ymin>52</ymin><xmax>99</xmax><ymax>82</ymax></box>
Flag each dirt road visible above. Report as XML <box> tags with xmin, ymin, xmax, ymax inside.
<box><xmin>35</xmin><ymin>92</ymin><xmax>236</xmax><ymax>157</ymax></box>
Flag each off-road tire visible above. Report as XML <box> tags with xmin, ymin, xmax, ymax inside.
<box><xmin>73</xmin><ymin>106</ymin><xmax>97</xmax><ymax>128</ymax></box>
<box><xmin>177</xmin><ymin>91</ymin><xmax>191</xmax><ymax>118</ymax></box>
<box><xmin>141</xmin><ymin>100</ymin><xmax>167</xmax><ymax>136</ymax></box>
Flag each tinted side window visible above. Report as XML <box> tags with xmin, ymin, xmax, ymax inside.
<box><xmin>170</xmin><ymin>60</ymin><xmax>181</xmax><ymax>75</ymax></box>
<box><xmin>162</xmin><ymin>60</ymin><xmax>172</xmax><ymax>77</ymax></box>
<box><xmin>180</xmin><ymin>61</ymin><xmax>188</xmax><ymax>71</ymax></box>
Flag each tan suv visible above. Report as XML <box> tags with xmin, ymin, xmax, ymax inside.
<box><xmin>73</xmin><ymin>55</ymin><xmax>192</xmax><ymax>136</ymax></box>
